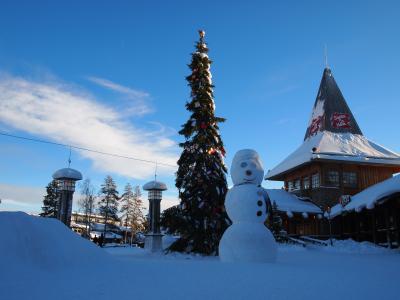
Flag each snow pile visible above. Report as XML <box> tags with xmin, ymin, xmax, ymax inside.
<box><xmin>330</xmin><ymin>175</ymin><xmax>400</xmax><ymax>217</ymax></box>
<box><xmin>0</xmin><ymin>211</ymin><xmax>109</xmax><ymax>269</ymax></box>
<box><xmin>266</xmin><ymin>189</ymin><xmax>322</xmax><ymax>214</ymax></box>
<box><xmin>266</xmin><ymin>132</ymin><xmax>400</xmax><ymax>179</ymax></box>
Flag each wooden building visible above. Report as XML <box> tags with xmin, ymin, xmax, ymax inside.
<box><xmin>265</xmin><ymin>67</ymin><xmax>400</xmax><ymax>246</ymax></box>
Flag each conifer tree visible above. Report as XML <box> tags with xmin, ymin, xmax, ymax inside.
<box><xmin>98</xmin><ymin>175</ymin><xmax>119</xmax><ymax>236</ymax></box>
<box><xmin>170</xmin><ymin>30</ymin><xmax>229</xmax><ymax>255</ymax></box>
<box><xmin>40</xmin><ymin>180</ymin><xmax>59</xmax><ymax>218</ymax></box>
<box><xmin>270</xmin><ymin>201</ymin><xmax>286</xmax><ymax>242</ymax></box>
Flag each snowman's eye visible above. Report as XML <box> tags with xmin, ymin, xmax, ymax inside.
<box><xmin>240</xmin><ymin>162</ymin><xmax>247</xmax><ymax>168</ymax></box>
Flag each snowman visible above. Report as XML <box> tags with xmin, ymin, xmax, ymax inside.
<box><xmin>219</xmin><ymin>149</ymin><xmax>277</xmax><ymax>263</ymax></box>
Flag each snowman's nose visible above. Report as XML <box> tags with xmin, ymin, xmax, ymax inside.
<box><xmin>246</xmin><ymin>170</ymin><xmax>252</xmax><ymax>176</ymax></box>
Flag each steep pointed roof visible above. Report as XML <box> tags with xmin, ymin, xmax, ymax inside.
<box><xmin>304</xmin><ymin>68</ymin><xmax>362</xmax><ymax>140</ymax></box>
<box><xmin>266</xmin><ymin>68</ymin><xmax>400</xmax><ymax>181</ymax></box>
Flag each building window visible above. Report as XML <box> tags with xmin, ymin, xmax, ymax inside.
<box><xmin>288</xmin><ymin>181</ymin><xmax>294</xmax><ymax>191</ymax></box>
<box><xmin>311</xmin><ymin>173</ymin><xmax>320</xmax><ymax>188</ymax></box>
<box><xmin>343</xmin><ymin>172</ymin><xmax>357</xmax><ymax>187</ymax></box>
<box><xmin>303</xmin><ymin>177</ymin><xmax>310</xmax><ymax>189</ymax></box>
<box><xmin>294</xmin><ymin>179</ymin><xmax>301</xmax><ymax>190</ymax></box>
<box><xmin>326</xmin><ymin>170</ymin><xmax>339</xmax><ymax>187</ymax></box>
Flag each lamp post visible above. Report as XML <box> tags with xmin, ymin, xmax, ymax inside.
<box><xmin>143</xmin><ymin>180</ymin><xmax>167</xmax><ymax>252</ymax></box>
<box><xmin>52</xmin><ymin>167</ymin><xmax>82</xmax><ymax>227</ymax></box>
<box><xmin>326</xmin><ymin>206</ymin><xmax>333</xmax><ymax>246</ymax></box>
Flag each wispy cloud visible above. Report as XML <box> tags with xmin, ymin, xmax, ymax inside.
<box><xmin>0</xmin><ymin>183</ymin><xmax>45</xmax><ymax>212</ymax></box>
<box><xmin>87</xmin><ymin>76</ymin><xmax>152</xmax><ymax>116</ymax></box>
<box><xmin>0</xmin><ymin>73</ymin><xmax>178</xmax><ymax>179</ymax></box>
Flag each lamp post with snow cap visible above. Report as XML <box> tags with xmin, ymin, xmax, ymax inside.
<box><xmin>52</xmin><ymin>167</ymin><xmax>82</xmax><ymax>227</ymax></box>
<box><xmin>143</xmin><ymin>180</ymin><xmax>167</xmax><ymax>252</ymax></box>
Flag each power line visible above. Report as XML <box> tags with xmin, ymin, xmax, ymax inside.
<box><xmin>0</xmin><ymin>131</ymin><xmax>176</xmax><ymax>168</ymax></box>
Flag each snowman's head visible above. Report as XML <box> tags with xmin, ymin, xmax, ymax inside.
<box><xmin>231</xmin><ymin>149</ymin><xmax>264</xmax><ymax>186</ymax></box>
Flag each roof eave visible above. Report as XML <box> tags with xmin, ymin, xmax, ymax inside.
<box><xmin>265</xmin><ymin>155</ymin><xmax>400</xmax><ymax>181</ymax></box>
<box><xmin>265</xmin><ymin>161</ymin><xmax>313</xmax><ymax>181</ymax></box>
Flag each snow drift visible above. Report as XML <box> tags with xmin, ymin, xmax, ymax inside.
<box><xmin>0</xmin><ymin>211</ymin><xmax>109</xmax><ymax>270</ymax></box>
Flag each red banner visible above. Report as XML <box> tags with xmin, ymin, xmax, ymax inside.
<box><xmin>331</xmin><ymin>112</ymin><xmax>351</xmax><ymax>129</ymax></box>
<box><xmin>309</xmin><ymin>116</ymin><xmax>323</xmax><ymax>136</ymax></box>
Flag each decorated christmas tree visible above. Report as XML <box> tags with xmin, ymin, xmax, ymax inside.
<box><xmin>169</xmin><ymin>30</ymin><xmax>229</xmax><ymax>255</ymax></box>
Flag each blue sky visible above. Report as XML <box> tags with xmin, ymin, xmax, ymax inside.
<box><xmin>1</xmin><ymin>0</ymin><xmax>400</xmax><ymax>213</ymax></box>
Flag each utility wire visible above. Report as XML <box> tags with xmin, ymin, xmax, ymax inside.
<box><xmin>0</xmin><ymin>131</ymin><xmax>176</xmax><ymax>168</ymax></box>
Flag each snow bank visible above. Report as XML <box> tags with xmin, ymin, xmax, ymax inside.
<box><xmin>0</xmin><ymin>211</ymin><xmax>109</xmax><ymax>270</ymax></box>
<box><xmin>1</xmin><ymin>212</ymin><xmax>399</xmax><ymax>300</ymax></box>
<box><xmin>266</xmin><ymin>132</ymin><xmax>400</xmax><ymax>179</ymax></box>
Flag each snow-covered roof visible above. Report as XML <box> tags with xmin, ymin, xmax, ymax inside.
<box><xmin>143</xmin><ymin>180</ymin><xmax>167</xmax><ymax>191</ymax></box>
<box><xmin>329</xmin><ymin>175</ymin><xmax>400</xmax><ymax>218</ymax></box>
<box><xmin>52</xmin><ymin>167</ymin><xmax>83</xmax><ymax>180</ymax></box>
<box><xmin>266</xmin><ymin>189</ymin><xmax>322</xmax><ymax>215</ymax></box>
<box><xmin>90</xmin><ymin>231</ymin><xmax>122</xmax><ymax>239</ymax></box>
<box><xmin>70</xmin><ymin>222</ymin><xmax>87</xmax><ymax>229</ymax></box>
<box><xmin>266</xmin><ymin>131</ymin><xmax>400</xmax><ymax>180</ymax></box>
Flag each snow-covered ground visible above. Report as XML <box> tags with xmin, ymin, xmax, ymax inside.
<box><xmin>1</xmin><ymin>212</ymin><xmax>399</xmax><ymax>300</ymax></box>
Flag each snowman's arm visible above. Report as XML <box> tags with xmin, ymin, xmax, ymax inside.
<box><xmin>260</xmin><ymin>187</ymin><xmax>272</xmax><ymax>215</ymax></box>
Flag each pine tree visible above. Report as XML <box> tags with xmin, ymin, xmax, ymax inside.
<box><xmin>170</xmin><ymin>30</ymin><xmax>229</xmax><ymax>255</ymax></box>
<box><xmin>98</xmin><ymin>175</ymin><xmax>119</xmax><ymax>237</ymax></box>
<box><xmin>270</xmin><ymin>201</ymin><xmax>287</xmax><ymax>242</ymax></box>
<box><xmin>40</xmin><ymin>180</ymin><xmax>59</xmax><ymax>218</ymax></box>
<box><xmin>160</xmin><ymin>205</ymin><xmax>185</xmax><ymax>235</ymax></box>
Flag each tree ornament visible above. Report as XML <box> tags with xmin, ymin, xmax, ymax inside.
<box><xmin>220</xmin><ymin>147</ymin><xmax>226</xmax><ymax>156</ymax></box>
<box><xmin>208</xmin><ymin>148</ymin><xmax>216</xmax><ymax>155</ymax></box>
<box><xmin>200</xmin><ymin>122</ymin><xmax>207</xmax><ymax>129</ymax></box>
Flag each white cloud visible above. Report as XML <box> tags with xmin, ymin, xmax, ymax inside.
<box><xmin>87</xmin><ymin>76</ymin><xmax>152</xmax><ymax>116</ymax></box>
<box><xmin>0</xmin><ymin>183</ymin><xmax>45</xmax><ymax>213</ymax></box>
<box><xmin>0</xmin><ymin>73</ymin><xmax>178</xmax><ymax>179</ymax></box>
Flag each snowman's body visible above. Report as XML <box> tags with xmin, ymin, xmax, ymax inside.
<box><xmin>219</xmin><ymin>149</ymin><xmax>277</xmax><ymax>263</ymax></box>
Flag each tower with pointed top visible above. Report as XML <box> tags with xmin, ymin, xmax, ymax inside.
<box><xmin>266</xmin><ymin>67</ymin><xmax>400</xmax><ymax>208</ymax></box>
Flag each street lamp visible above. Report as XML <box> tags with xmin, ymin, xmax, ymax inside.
<box><xmin>143</xmin><ymin>180</ymin><xmax>167</xmax><ymax>252</ymax></box>
<box><xmin>326</xmin><ymin>206</ymin><xmax>333</xmax><ymax>246</ymax></box>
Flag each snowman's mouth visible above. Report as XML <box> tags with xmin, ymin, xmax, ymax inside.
<box><xmin>244</xmin><ymin>177</ymin><xmax>255</xmax><ymax>182</ymax></box>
